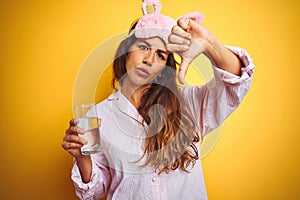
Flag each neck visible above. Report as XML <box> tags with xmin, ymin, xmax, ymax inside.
<box><xmin>121</xmin><ymin>81</ymin><xmax>151</xmax><ymax>109</ymax></box>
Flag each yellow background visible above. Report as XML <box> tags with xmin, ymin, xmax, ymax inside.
<box><xmin>0</xmin><ymin>0</ymin><xmax>299</xmax><ymax>199</ymax></box>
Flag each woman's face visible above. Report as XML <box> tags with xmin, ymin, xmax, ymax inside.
<box><xmin>124</xmin><ymin>37</ymin><xmax>169</xmax><ymax>87</ymax></box>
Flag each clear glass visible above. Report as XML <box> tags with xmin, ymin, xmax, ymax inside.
<box><xmin>73</xmin><ymin>103</ymin><xmax>101</xmax><ymax>155</ymax></box>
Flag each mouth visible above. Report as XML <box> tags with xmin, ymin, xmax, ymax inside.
<box><xmin>136</xmin><ymin>67</ymin><xmax>150</xmax><ymax>77</ymax></box>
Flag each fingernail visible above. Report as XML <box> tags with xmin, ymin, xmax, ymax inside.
<box><xmin>72</xmin><ymin>118</ymin><xmax>79</xmax><ymax>125</ymax></box>
<box><xmin>178</xmin><ymin>74</ymin><xmax>186</xmax><ymax>84</ymax></box>
<box><xmin>181</xmin><ymin>45</ymin><xmax>189</xmax><ymax>50</ymax></box>
<box><xmin>82</xmin><ymin>138</ymin><xmax>88</xmax><ymax>144</ymax></box>
<box><xmin>180</xmin><ymin>78</ymin><xmax>186</xmax><ymax>84</ymax></box>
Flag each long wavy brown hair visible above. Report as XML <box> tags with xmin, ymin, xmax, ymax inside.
<box><xmin>112</xmin><ymin>25</ymin><xmax>200</xmax><ymax>174</ymax></box>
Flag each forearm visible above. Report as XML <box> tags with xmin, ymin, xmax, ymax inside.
<box><xmin>75</xmin><ymin>156</ymin><xmax>92</xmax><ymax>183</ymax></box>
<box><xmin>205</xmin><ymin>33</ymin><xmax>242</xmax><ymax>76</ymax></box>
<box><xmin>71</xmin><ymin>153</ymin><xmax>111</xmax><ymax>199</ymax></box>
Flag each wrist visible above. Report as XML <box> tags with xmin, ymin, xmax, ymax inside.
<box><xmin>203</xmin><ymin>34</ymin><xmax>242</xmax><ymax>75</ymax></box>
<box><xmin>75</xmin><ymin>155</ymin><xmax>92</xmax><ymax>183</ymax></box>
<box><xmin>204</xmin><ymin>32</ymin><xmax>220</xmax><ymax>58</ymax></box>
<box><xmin>204</xmin><ymin>33</ymin><xmax>232</xmax><ymax>68</ymax></box>
<box><xmin>75</xmin><ymin>154</ymin><xmax>91</xmax><ymax>163</ymax></box>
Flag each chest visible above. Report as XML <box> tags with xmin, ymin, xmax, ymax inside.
<box><xmin>98</xmin><ymin>102</ymin><xmax>149</xmax><ymax>172</ymax></box>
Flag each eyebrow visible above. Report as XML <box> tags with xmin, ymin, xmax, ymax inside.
<box><xmin>139</xmin><ymin>40</ymin><xmax>169</xmax><ymax>55</ymax></box>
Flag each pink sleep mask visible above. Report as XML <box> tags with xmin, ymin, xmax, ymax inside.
<box><xmin>129</xmin><ymin>0</ymin><xmax>204</xmax><ymax>44</ymax></box>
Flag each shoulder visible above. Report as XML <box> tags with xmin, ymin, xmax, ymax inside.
<box><xmin>95</xmin><ymin>91</ymin><xmax>120</xmax><ymax>112</ymax></box>
<box><xmin>180</xmin><ymin>85</ymin><xmax>205</xmax><ymax>98</ymax></box>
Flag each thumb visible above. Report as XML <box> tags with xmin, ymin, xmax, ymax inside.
<box><xmin>178</xmin><ymin>58</ymin><xmax>191</xmax><ymax>84</ymax></box>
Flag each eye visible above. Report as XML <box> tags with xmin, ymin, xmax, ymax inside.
<box><xmin>156</xmin><ymin>52</ymin><xmax>166</xmax><ymax>61</ymax></box>
<box><xmin>138</xmin><ymin>45</ymin><xmax>149</xmax><ymax>51</ymax></box>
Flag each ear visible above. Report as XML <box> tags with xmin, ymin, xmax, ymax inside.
<box><xmin>142</xmin><ymin>0</ymin><xmax>162</xmax><ymax>15</ymax></box>
<box><xmin>176</xmin><ymin>12</ymin><xmax>205</xmax><ymax>23</ymax></box>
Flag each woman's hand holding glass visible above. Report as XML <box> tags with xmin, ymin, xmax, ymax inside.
<box><xmin>62</xmin><ymin>118</ymin><xmax>95</xmax><ymax>183</ymax></box>
<box><xmin>62</xmin><ymin>119</ymin><xmax>88</xmax><ymax>159</ymax></box>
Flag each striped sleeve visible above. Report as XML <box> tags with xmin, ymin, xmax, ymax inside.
<box><xmin>71</xmin><ymin>153</ymin><xmax>111</xmax><ymax>200</ymax></box>
<box><xmin>181</xmin><ymin>46</ymin><xmax>254</xmax><ymax>137</ymax></box>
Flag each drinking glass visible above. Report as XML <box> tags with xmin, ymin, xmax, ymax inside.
<box><xmin>73</xmin><ymin>103</ymin><xmax>101</xmax><ymax>155</ymax></box>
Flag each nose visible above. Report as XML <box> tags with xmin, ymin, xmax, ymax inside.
<box><xmin>142</xmin><ymin>50</ymin><xmax>155</xmax><ymax>66</ymax></box>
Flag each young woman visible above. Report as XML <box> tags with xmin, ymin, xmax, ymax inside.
<box><xmin>62</xmin><ymin>14</ymin><xmax>254</xmax><ymax>200</ymax></box>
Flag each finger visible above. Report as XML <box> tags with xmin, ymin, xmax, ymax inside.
<box><xmin>64</xmin><ymin>134</ymin><xmax>87</xmax><ymax>145</ymax></box>
<box><xmin>62</xmin><ymin>141</ymin><xmax>83</xmax><ymax>150</ymax></box>
<box><xmin>168</xmin><ymin>33</ymin><xmax>190</xmax><ymax>45</ymax></box>
<box><xmin>66</xmin><ymin>126</ymin><xmax>85</xmax><ymax>135</ymax></box>
<box><xmin>178</xmin><ymin>59</ymin><xmax>191</xmax><ymax>84</ymax></box>
<box><xmin>69</xmin><ymin>118</ymin><xmax>79</xmax><ymax>126</ymax></box>
<box><xmin>171</xmin><ymin>25</ymin><xmax>191</xmax><ymax>39</ymax></box>
<box><xmin>166</xmin><ymin>43</ymin><xmax>189</xmax><ymax>53</ymax></box>
<box><xmin>177</xmin><ymin>18</ymin><xmax>191</xmax><ymax>31</ymax></box>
